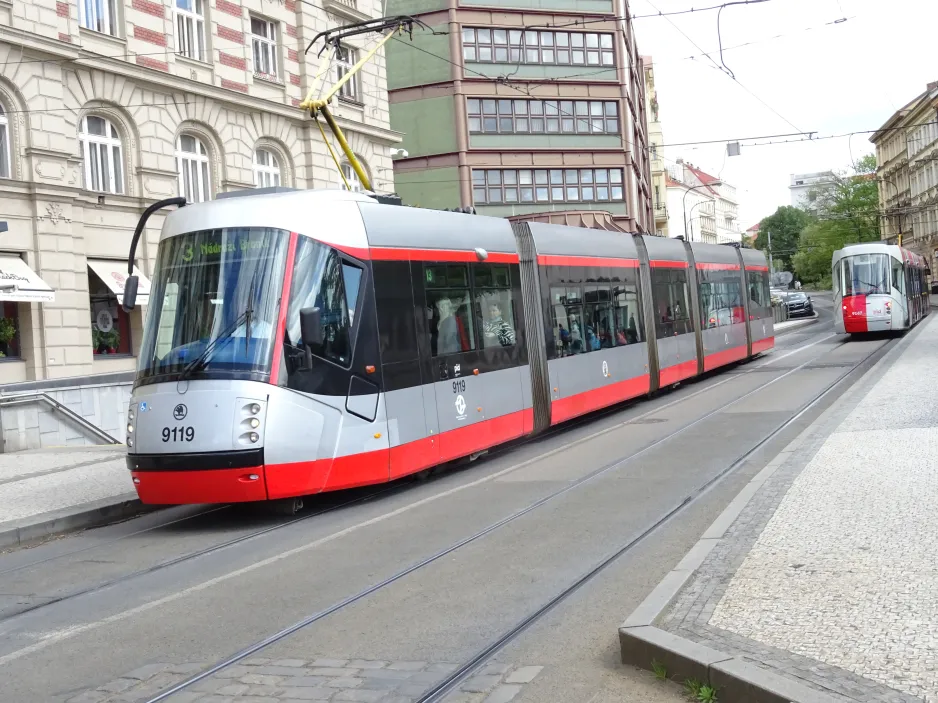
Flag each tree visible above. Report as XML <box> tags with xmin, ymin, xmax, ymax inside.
<box><xmin>792</xmin><ymin>155</ymin><xmax>880</xmax><ymax>287</ymax></box>
<box><xmin>754</xmin><ymin>206</ymin><xmax>814</xmax><ymax>272</ymax></box>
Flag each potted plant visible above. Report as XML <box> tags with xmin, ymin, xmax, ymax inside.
<box><xmin>0</xmin><ymin>317</ymin><xmax>17</xmax><ymax>358</ymax></box>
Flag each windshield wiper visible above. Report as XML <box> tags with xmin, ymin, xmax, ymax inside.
<box><xmin>244</xmin><ymin>275</ymin><xmax>256</xmax><ymax>355</ymax></box>
<box><xmin>178</xmin><ymin>309</ymin><xmax>250</xmax><ymax>381</ymax></box>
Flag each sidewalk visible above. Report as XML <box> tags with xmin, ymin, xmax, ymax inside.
<box><xmin>0</xmin><ymin>445</ymin><xmax>142</xmax><ymax>549</ymax></box>
<box><xmin>775</xmin><ymin>314</ymin><xmax>818</xmax><ymax>333</ymax></box>
<box><xmin>621</xmin><ymin>314</ymin><xmax>938</xmax><ymax>702</ymax></box>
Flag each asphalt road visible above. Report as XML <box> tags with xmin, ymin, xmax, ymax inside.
<box><xmin>0</xmin><ymin>294</ymin><xmax>889</xmax><ymax>703</ymax></box>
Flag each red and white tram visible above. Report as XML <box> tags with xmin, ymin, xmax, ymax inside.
<box><xmin>832</xmin><ymin>242</ymin><xmax>929</xmax><ymax>335</ymax></box>
<box><xmin>122</xmin><ymin>189</ymin><xmax>775</xmax><ymax>505</ymax></box>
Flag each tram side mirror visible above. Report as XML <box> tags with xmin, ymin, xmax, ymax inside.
<box><xmin>300</xmin><ymin>307</ymin><xmax>324</xmax><ymax>352</ymax></box>
<box><xmin>122</xmin><ymin>275</ymin><xmax>139</xmax><ymax>313</ymax></box>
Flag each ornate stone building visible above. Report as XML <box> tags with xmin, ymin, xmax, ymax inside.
<box><xmin>872</xmin><ymin>81</ymin><xmax>938</xmax><ymax>274</ymax></box>
<box><xmin>0</xmin><ymin>0</ymin><xmax>398</xmax><ymax>384</ymax></box>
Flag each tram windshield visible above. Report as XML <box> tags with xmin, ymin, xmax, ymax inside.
<box><xmin>840</xmin><ymin>253</ymin><xmax>890</xmax><ymax>296</ymax></box>
<box><xmin>137</xmin><ymin>227</ymin><xmax>290</xmax><ymax>380</ymax></box>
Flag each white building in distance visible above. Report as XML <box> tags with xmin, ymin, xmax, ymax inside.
<box><xmin>789</xmin><ymin>171</ymin><xmax>835</xmax><ymax>211</ymax></box>
<box><xmin>666</xmin><ymin>161</ymin><xmax>742</xmax><ymax>244</ymax></box>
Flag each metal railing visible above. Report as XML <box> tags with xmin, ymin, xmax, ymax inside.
<box><xmin>0</xmin><ymin>392</ymin><xmax>122</xmax><ymax>446</ymax></box>
<box><xmin>772</xmin><ymin>302</ymin><xmax>790</xmax><ymax>324</ymax></box>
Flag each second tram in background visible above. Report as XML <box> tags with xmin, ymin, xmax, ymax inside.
<box><xmin>122</xmin><ymin>189</ymin><xmax>775</xmax><ymax>506</ymax></box>
<box><xmin>832</xmin><ymin>242</ymin><xmax>929</xmax><ymax>335</ymax></box>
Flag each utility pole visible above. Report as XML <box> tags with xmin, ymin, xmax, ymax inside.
<box><xmin>767</xmin><ymin>227</ymin><xmax>774</xmax><ymax>274</ymax></box>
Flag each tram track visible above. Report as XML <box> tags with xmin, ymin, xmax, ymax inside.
<box><xmin>415</xmin><ymin>334</ymin><xmax>896</xmax><ymax>702</ymax></box>
<box><xmin>139</xmin><ymin>325</ymin><xmax>861</xmax><ymax>703</ymax></box>
<box><xmin>0</xmin><ymin>326</ymin><xmax>835</xmax><ymax>630</ymax></box>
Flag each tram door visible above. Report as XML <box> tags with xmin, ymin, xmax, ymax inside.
<box><xmin>424</xmin><ymin>262</ymin><xmax>487</xmax><ymax>463</ymax></box>
<box><xmin>424</xmin><ymin>260</ymin><xmax>526</xmax><ymax>463</ymax></box>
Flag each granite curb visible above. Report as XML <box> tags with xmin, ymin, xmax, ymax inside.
<box><xmin>0</xmin><ymin>493</ymin><xmax>156</xmax><ymax>550</ymax></box>
<box><xmin>774</xmin><ymin>315</ymin><xmax>819</xmax><ymax>335</ymax></box>
<box><xmin>618</xmin><ymin>324</ymin><xmax>919</xmax><ymax>703</ymax></box>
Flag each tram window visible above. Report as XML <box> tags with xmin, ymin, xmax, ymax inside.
<box><xmin>154</xmin><ymin>282</ymin><xmax>180</xmax><ymax>360</ymax></box>
<box><xmin>426</xmin><ymin>263</ymin><xmax>476</xmax><ymax>356</ymax></box>
<box><xmin>613</xmin><ymin>275</ymin><xmax>643</xmax><ymax>344</ymax></box>
<box><xmin>891</xmin><ymin>260</ymin><xmax>905</xmax><ymax>294</ymax></box>
<box><xmin>284</xmin><ymin>239</ymin><xmax>351</xmax><ymax>368</ymax></box>
<box><xmin>585</xmin><ymin>284</ymin><xmax>614</xmax><ymax>349</ymax></box>
<box><xmin>699</xmin><ymin>273</ymin><xmax>742</xmax><ymax>328</ymax></box>
<box><xmin>551</xmin><ymin>286</ymin><xmax>585</xmax><ymax>356</ymax></box>
<box><xmin>342</xmin><ymin>263</ymin><xmax>362</xmax><ymax>325</ymax></box>
<box><xmin>843</xmin><ymin>254</ymin><xmax>889</xmax><ymax>296</ymax></box>
<box><xmin>747</xmin><ymin>272</ymin><xmax>769</xmax><ymax>318</ymax></box>
<box><xmin>374</xmin><ymin>261</ymin><xmax>418</xmax><ymax>364</ymax></box>
<box><xmin>473</xmin><ymin>264</ymin><xmax>516</xmax><ymax>349</ymax></box>
<box><xmin>651</xmin><ymin>269</ymin><xmax>691</xmax><ymax>338</ymax></box>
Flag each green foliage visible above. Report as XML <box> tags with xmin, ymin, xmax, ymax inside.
<box><xmin>754</xmin><ymin>206</ymin><xmax>814</xmax><ymax>272</ymax></box>
<box><xmin>0</xmin><ymin>317</ymin><xmax>16</xmax><ymax>345</ymax></box>
<box><xmin>696</xmin><ymin>685</ymin><xmax>719</xmax><ymax>702</ymax></box>
<box><xmin>684</xmin><ymin>679</ymin><xmax>703</xmax><ymax>697</ymax></box>
<box><xmin>651</xmin><ymin>659</ymin><xmax>668</xmax><ymax>681</ymax></box>
<box><xmin>792</xmin><ymin>156</ymin><xmax>881</xmax><ymax>287</ymax></box>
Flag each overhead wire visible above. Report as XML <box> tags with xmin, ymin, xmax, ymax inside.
<box><xmin>521</xmin><ymin>0</ymin><xmax>772</xmax><ymax>30</ymax></box>
<box><xmin>639</xmin><ymin>0</ymin><xmax>805</xmax><ymax>135</ymax></box>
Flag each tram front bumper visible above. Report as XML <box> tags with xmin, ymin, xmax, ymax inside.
<box><xmin>127</xmin><ymin>450</ymin><xmax>269</xmax><ymax>504</ymax></box>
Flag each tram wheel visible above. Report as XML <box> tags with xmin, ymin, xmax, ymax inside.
<box><xmin>268</xmin><ymin>497</ymin><xmax>304</xmax><ymax>516</ymax></box>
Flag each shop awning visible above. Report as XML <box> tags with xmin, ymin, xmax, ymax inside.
<box><xmin>87</xmin><ymin>260</ymin><xmax>151</xmax><ymax>307</ymax></box>
<box><xmin>0</xmin><ymin>256</ymin><xmax>55</xmax><ymax>303</ymax></box>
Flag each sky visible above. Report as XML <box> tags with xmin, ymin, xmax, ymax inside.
<box><xmin>635</xmin><ymin>0</ymin><xmax>938</xmax><ymax>229</ymax></box>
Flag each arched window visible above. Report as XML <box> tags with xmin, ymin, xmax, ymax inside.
<box><xmin>253</xmin><ymin>148</ymin><xmax>281</xmax><ymax>188</ymax></box>
<box><xmin>0</xmin><ymin>104</ymin><xmax>9</xmax><ymax>179</ymax></box>
<box><xmin>341</xmin><ymin>161</ymin><xmax>364</xmax><ymax>192</ymax></box>
<box><xmin>79</xmin><ymin>115</ymin><xmax>124</xmax><ymax>194</ymax></box>
<box><xmin>176</xmin><ymin>134</ymin><xmax>211</xmax><ymax>202</ymax></box>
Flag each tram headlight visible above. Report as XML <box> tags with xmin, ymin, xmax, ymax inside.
<box><xmin>127</xmin><ymin>438</ymin><xmax>134</xmax><ymax>448</ymax></box>
<box><xmin>250</xmin><ymin>432</ymin><xmax>259</xmax><ymax>443</ymax></box>
<box><xmin>250</xmin><ymin>403</ymin><xmax>261</xmax><ymax>415</ymax></box>
<box><xmin>126</xmin><ymin>423</ymin><xmax>134</xmax><ymax>434</ymax></box>
<box><xmin>249</xmin><ymin>417</ymin><xmax>260</xmax><ymax>429</ymax></box>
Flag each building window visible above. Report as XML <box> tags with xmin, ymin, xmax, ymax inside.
<box><xmin>79</xmin><ymin>115</ymin><xmax>124</xmax><ymax>194</ymax></box>
<box><xmin>335</xmin><ymin>45</ymin><xmax>360</xmax><ymax>102</ymax></box>
<box><xmin>175</xmin><ymin>0</ymin><xmax>206</xmax><ymax>62</ymax></box>
<box><xmin>340</xmin><ymin>162</ymin><xmax>364</xmax><ymax>192</ymax></box>
<box><xmin>0</xmin><ymin>303</ymin><xmax>21</xmax><ymax>359</ymax></box>
<box><xmin>79</xmin><ymin>0</ymin><xmax>119</xmax><ymax>36</ymax></box>
<box><xmin>251</xmin><ymin>16</ymin><xmax>279</xmax><ymax>78</ymax></box>
<box><xmin>253</xmin><ymin>148</ymin><xmax>281</xmax><ymax>188</ymax></box>
<box><xmin>472</xmin><ymin>168</ymin><xmax>624</xmax><ymax>205</ymax></box>
<box><xmin>462</xmin><ymin>27</ymin><xmax>614</xmax><ymax>68</ymax></box>
<box><xmin>467</xmin><ymin>99</ymin><xmax>618</xmax><ymax>136</ymax></box>
<box><xmin>176</xmin><ymin>134</ymin><xmax>211</xmax><ymax>202</ymax></box>
<box><xmin>0</xmin><ymin>105</ymin><xmax>9</xmax><ymax>179</ymax></box>
<box><xmin>89</xmin><ymin>268</ymin><xmax>132</xmax><ymax>356</ymax></box>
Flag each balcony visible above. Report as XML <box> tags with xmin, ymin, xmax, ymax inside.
<box><xmin>323</xmin><ymin>0</ymin><xmax>368</xmax><ymax>21</ymax></box>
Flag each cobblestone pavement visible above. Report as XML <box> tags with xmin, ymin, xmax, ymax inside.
<box><xmin>64</xmin><ymin>657</ymin><xmax>544</xmax><ymax>703</ymax></box>
<box><xmin>663</xmin><ymin>318</ymin><xmax>938</xmax><ymax>702</ymax></box>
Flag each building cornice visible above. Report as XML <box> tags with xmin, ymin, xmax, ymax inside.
<box><xmin>2</xmin><ymin>27</ymin><xmax>402</xmax><ymax>145</ymax></box>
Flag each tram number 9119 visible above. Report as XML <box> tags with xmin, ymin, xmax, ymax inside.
<box><xmin>453</xmin><ymin>380</ymin><xmax>466</xmax><ymax>394</ymax></box>
<box><xmin>162</xmin><ymin>426</ymin><xmax>195</xmax><ymax>442</ymax></box>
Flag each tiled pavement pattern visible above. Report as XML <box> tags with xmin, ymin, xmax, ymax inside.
<box><xmin>663</xmin><ymin>318</ymin><xmax>938</xmax><ymax>703</ymax></box>
<box><xmin>64</xmin><ymin>657</ymin><xmax>544</xmax><ymax>703</ymax></box>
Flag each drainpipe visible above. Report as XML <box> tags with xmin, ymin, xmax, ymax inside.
<box><xmin>449</xmin><ymin>0</ymin><xmax>471</xmax><ymax>207</ymax></box>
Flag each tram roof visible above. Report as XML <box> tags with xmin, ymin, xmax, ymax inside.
<box><xmin>831</xmin><ymin>242</ymin><xmax>925</xmax><ymax>268</ymax></box>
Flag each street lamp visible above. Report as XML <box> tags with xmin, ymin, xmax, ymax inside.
<box><xmin>682</xmin><ymin>183</ymin><xmax>713</xmax><ymax>242</ymax></box>
<box><xmin>688</xmin><ymin>201</ymin><xmax>707</xmax><ymax>241</ymax></box>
